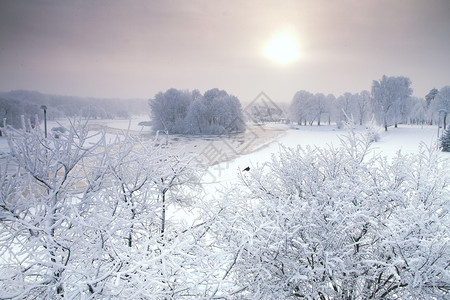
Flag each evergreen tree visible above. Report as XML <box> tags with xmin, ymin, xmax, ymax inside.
<box><xmin>440</xmin><ymin>129</ymin><xmax>450</xmax><ymax>152</ymax></box>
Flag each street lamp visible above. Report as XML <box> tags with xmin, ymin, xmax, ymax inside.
<box><xmin>40</xmin><ymin>105</ymin><xmax>47</xmax><ymax>138</ymax></box>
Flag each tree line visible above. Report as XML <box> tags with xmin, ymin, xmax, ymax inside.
<box><xmin>150</xmin><ymin>76</ymin><xmax>449</xmax><ymax>137</ymax></box>
<box><xmin>289</xmin><ymin>75</ymin><xmax>449</xmax><ymax>131</ymax></box>
<box><xmin>0</xmin><ymin>90</ymin><xmax>148</xmax><ymax>130</ymax></box>
<box><xmin>2</xmin><ymin>75</ymin><xmax>449</xmax><ymax>138</ymax></box>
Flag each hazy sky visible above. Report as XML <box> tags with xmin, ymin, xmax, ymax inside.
<box><xmin>1</xmin><ymin>0</ymin><xmax>449</xmax><ymax>103</ymax></box>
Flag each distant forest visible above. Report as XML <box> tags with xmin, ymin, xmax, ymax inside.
<box><xmin>0</xmin><ymin>90</ymin><xmax>148</xmax><ymax>129</ymax></box>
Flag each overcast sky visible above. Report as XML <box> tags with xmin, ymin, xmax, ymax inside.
<box><xmin>1</xmin><ymin>0</ymin><xmax>449</xmax><ymax>103</ymax></box>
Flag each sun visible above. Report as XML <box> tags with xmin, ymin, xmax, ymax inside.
<box><xmin>264</xmin><ymin>34</ymin><xmax>300</xmax><ymax>64</ymax></box>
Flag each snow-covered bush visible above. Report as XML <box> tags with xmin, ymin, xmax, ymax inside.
<box><xmin>1</xmin><ymin>118</ymin><xmax>448</xmax><ymax>299</ymax></box>
<box><xmin>0</xmin><ymin>119</ymin><xmax>225</xmax><ymax>299</ymax></box>
<box><xmin>211</xmin><ymin>130</ymin><xmax>449</xmax><ymax>299</ymax></box>
<box><xmin>365</xmin><ymin>117</ymin><xmax>382</xmax><ymax>142</ymax></box>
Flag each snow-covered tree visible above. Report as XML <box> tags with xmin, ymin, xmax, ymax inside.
<box><xmin>0</xmin><ymin>98</ymin><xmax>40</xmax><ymax>130</ymax></box>
<box><xmin>312</xmin><ymin>93</ymin><xmax>331</xmax><ymax>126</ymax></box>
<box><xmin>409</xmin><ymin>96</ymin><xmax>428</xmax><ymax>125</ymax></box>
<box><xmin>424</xmin><ymin>89</ymin><xmax>440</xmax><ymax>125</ymax></box>
<box><xmin>1</xmin><ymin>90</ymin><xmax>148</xmax><ymax>121</ymax></box>
<box><xmin>290</xmin><ymin>90</ymin><xmax>376</xmax><ymax>126</ymax></box>
<box><xmin>211</xmin><ymin>130</ymin><xmax>449</xmax><ymax>299</ymax></box>
<box><xmin>324</xmin><ymin>94</ymin><xmax>336</xmax><ymax>125</ymax></box>
<box><xmin>0</xmin><ymin>118</ymin><xmax>107</xmax><ymax>297</ymax></box>
<box><xmin>425</xmin><ymin>88</ymin><xmax>439</xmax><ymax>108</ymax></box>
<box><xmin>184</xmin><ymin>88</ymin><xmax>245</xmax><ymax>134</ymax></box>
<box><xmin>149</xmin><ymin>88</ymin><xmax>245</xmax><ymax>135</ymax></box>
<box><xmin>335</xmin><ymin>92</ymin><xmax>355</xmax><ymax>126</ymax></box>
<box><xmin>371</xmin><ymin>75</ymin><xmax>413</xmax><ymax>131</ymax></box>
<box><xmin>81</xmin><ymin>104</ymin><xmax>108</xmax><ymax>119</ymax></box>
<box><xmin>289</xmin><ymin>90</ymin><xmax>313</xmax><ymax>125</ymax></box>
<box><xmin>149</xmin><ymin>88</ymin><xmax>193</xmax><ymax>133</ymax></box>
<box><xmin>433</xmin><ymin>86</ymin><xmax>450</xmax><ymax>130</ymax></box>
<box><xmin>354</xmin><ymin>90</ymin><xmax>372</xmax><ymax>125</ymax></box>
<box><xmin>76</xmin><ymin>131</ymin><xmax>213</xmax><ymax>298</ymax></box>
<box><xmin>0</xmin><ymin>118</ymin><xmax>227</xmax><ymax>298</ymax></box>
<box><xmin>392</xmin><ymin>89</ymin><xmax>413</xmax><ymax>127</ymax></box>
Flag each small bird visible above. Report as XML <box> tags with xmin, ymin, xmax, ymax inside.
<box><xmin>243</xmin><ymin>166</ymin><xmax>250</xmax><ymax>172</ymax></box>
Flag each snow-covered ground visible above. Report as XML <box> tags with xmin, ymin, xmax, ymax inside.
<box><xmin>203</xmin><ymin>124</ymin><xmax>447</xmax><ymax>185</ymax></box>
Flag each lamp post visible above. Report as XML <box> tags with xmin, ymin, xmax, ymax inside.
<box><xmin>40</xmin><ymin>105</ymin><xmax>47</xmax><ymax>138</ymax></box>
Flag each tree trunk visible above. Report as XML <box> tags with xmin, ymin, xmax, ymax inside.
<box><xmin>128</xmin><ymin>205</ymin><xmax>136</xmax><ymax>247</ymax></box>
<box><xmin>444</xmin><ymin>113</ymin><xmax>448</xmax><ymax>130</ymax></box>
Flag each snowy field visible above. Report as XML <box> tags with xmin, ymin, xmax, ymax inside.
<box><xmin>204</xmin><ymin>124</ymin><xmax>447</xmax><ymax>185</ymax></box>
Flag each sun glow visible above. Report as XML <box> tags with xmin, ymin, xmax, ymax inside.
<box><xmin>264</xmin><ymin>34</ymin><xmax>300</xmax><ymax>64</ymax></box>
